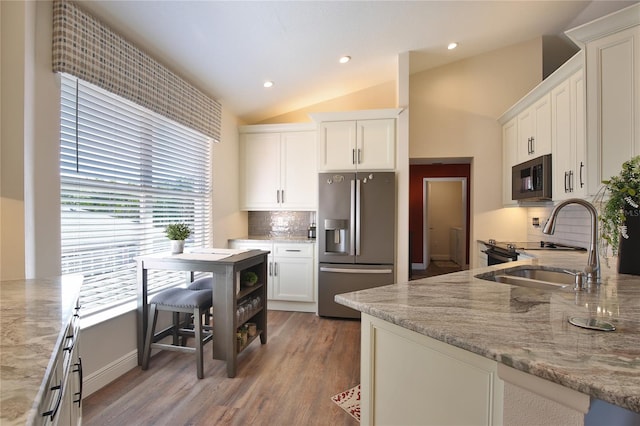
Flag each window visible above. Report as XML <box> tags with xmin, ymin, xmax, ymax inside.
<box><xmin>60</xmin><ymin>74</ymin><xmax>212</xmax><ymax>316</ymax></box>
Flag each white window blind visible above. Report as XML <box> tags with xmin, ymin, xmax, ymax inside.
<box><xmin>60</xmin><ymin>74</ymin><xmax>212</xmax><ymax>316</ymax></box>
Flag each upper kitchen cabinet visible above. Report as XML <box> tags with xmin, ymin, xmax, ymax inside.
<box><xmin>516</xmin><ymin>93</ymin><xmax>551</xmax><ymax>164</ymax></box>
<box><xmin>310</xmin><ymin>109</ymin><xmax>401</xmax><ymax>172</ymax></box>
<box><xmin>499</xmin><ymin>51</ymin><xmax>583</xmax><ymax>204</ymax></box>
<box><xmin>551</xmin><ymin>53</ymin><xmax>586</xmax><ymax>200</ymax></box>
<box><xmin>566</xmin><ymin>3</ymin><xmax>640</xmax><ymax>196</ymax></box>
<box><xmin>239</xmin><ymin>123</ymin><xmax>317</xmax><ymax>211</ymax></box>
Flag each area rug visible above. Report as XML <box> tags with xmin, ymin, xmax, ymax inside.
<box><xmin>331</xmin><ymin>384</ymin><xmax>360</xmax><ymax>422</ymax></box>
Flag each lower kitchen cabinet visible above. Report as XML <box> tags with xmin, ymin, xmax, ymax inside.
<box><xmin>361</xmin><ymin>314</ymin><xmax>503</xmax><ymax>425</ymax></box>
<box><xmin>229</xmin><ymin>240</ymin><xmax>316</xmax><ymax>312</ymax></box>
<box><xmin>360</xmin><ymin>314</ymin><xmax>596</xmax><ymax>426</ymax></box>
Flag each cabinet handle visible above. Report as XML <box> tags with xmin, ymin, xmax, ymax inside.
<box><xmin>73</xmin><ymin>357</ymin><xmax>83</xmax><ymax>406</ymax></box>
<box><xmin>285</xmin><ymin>249</ymin><xmax>301</xmax><ymax>252</ymax></box>
<box><xmin>357</xmin><ymin>148</ymin><xmax>362</xmax><ymax>164</ymax></box>
<box><xmin>569</xmin><ymin>170</ymin><xmax>574</xmax><ymax>192</ymax></box>
<box><xmin>579</xmin><ymin>162</ymin><xmax>584</xmax><ymax>188</ymax></box>
<box><xmin>42</xmin><ymin>380</ymin><xmax>64</xmax><ymax>420</ymax></box>
<box><xmin>274</xmin><ymin>262</ymin><xmax>278</xmax><ymax>276</ymax></box>
<box><xmin>268</xmin><ymin>262</ymin><xmax>273</xmax><ymax>276</ymax></box>
<box><xmin>352</xmin><ymin>149</ymin><xmax>356</xmax><ymax>165</ymax></box>
<box><xmin>281</xmin><ymin>190</ymin><xmax>284</xmax><ymax>204</ymax></box>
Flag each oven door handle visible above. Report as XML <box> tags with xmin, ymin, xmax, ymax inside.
<box><xmin>482</xmin><ymin>250</ymin><xmax>515</xmax><ymax>263</ymax></box>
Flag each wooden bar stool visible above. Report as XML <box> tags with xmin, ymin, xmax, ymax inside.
<box><xmin>142</xmin><ymin>288</ymin><xmax>213</xmax><ymax>379</ymax></box>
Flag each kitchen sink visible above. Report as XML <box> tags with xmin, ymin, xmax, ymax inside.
<box><xmin>475</xmin><ymin>266</ymin><xmax>579</xmax><ymax>291</ymax></box>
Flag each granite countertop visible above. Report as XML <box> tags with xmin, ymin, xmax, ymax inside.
<box><xmin>335</xmin><ymin>252</ymin><xmax>640</xmax><ymax>413</ymax></box>
<box><xmin>0</xmin><ymin>275</ymin><xmax>83</xmax><ymax>425</ymax></box>
<box><xmin>230</xmin><ymin>236</ymin><xmax>316</xmax><ymax>243</ymax></box>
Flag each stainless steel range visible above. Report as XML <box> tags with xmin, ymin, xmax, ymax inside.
<box><xmin>481</xmin><ymin>239</ymin><xmax>586</xmax><ymax>265</ymax></box>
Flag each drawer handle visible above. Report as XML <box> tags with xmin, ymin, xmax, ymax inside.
<box><xmin>42</xmin><ymin>380</ymin><xmax>64</xmax><ymax>420</ymax></box>
<box><xmin>73</xmin><ymin>357</ymin><xmax>83</xmax><ymax>406</ymax></box>
<box><xmin>285</xmin><ymin>249</ymin><xmax>301</xmax><ymax>252</ymax></box>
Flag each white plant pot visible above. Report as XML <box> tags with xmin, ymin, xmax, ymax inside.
<box><xmin>170</xmin><ymin>240</ymin><xmax>185</xmax><ymax>254</ymax></box>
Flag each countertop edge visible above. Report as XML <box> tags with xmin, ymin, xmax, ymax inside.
<box><xmin>335</xmin><ymin>254</ymin><xmax>640</xmax><ymax>414</ymax></box>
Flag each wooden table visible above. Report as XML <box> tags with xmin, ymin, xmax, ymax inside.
<box><xmin>136</xmin><ymin>249</ymin><xmax>269</xmax><ymax>377</ymax></box>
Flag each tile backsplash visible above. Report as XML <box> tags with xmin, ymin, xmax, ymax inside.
<box><xmin>248</xmin><ymin>211</ymin><xmax>316</xmax><ymax>238</ymax></box>
<box><xmin>527</xmin><ymin>205</ymin><xmax>591</xmax><ymax>248</ymax></box>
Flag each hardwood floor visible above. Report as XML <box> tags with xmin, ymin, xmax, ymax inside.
<box><xmin>83</xmin><ymin>311</ymin><xmax>360</xmax><ymax>425</ymax></box>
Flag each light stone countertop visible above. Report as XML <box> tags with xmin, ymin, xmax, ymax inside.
<box><xmin>0</xmin><ymin>275</ymin><xmax>83</xmax><ymax>425</ymax></box>
<box><xmin>335</xmin><ymin>252</ymin><xmax>640</xmax><ymax>413</ymax></box>
<box><xmin>230</xmin><ymin>236</ymin><xmax>316</xmax><ymax>243</ymax></box>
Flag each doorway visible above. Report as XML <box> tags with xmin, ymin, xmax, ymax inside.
<box><xmin>408</xmin><ymin>162</ymin><xmax>471</xmax><ymax>277</ymax></box>
<box><xmin>423</xmin><ymin>178</ymin><xmax>467</xmax><ymax>270</ymax></box>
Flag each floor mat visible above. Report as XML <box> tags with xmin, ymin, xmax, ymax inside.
<box><xmin>331</xmin><ymin>384</ymin><xmax>360</xmax><ymax>422</ymax></box>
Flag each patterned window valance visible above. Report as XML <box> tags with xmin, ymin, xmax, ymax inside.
<box><xmin>52</xmin><ymin>0</ymin><xmax>221</xmax><ymax>142</ymax></box>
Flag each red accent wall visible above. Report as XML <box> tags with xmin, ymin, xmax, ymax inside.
<box><xmin>409</xmin><ymin>164</ymin><xmax>471</xmax><ymax>265</ymax></box>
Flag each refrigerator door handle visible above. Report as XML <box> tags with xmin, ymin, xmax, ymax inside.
<box><xmin>355</xmin><ymin>178</ymin><xmax>361</xmax><ymax>256</ymax></box>
<box><xmin>320</xmin><ymin>267</ymin><xmax>393</xmax><ymax>274</ymax></box>
<box><xmin>350</xmin><ymin>179</ymin><xmax>356</xmax><ymax>256</ymax></box>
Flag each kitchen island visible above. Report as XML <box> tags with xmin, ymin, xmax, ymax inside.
<box><xmin>336</xmin><ymin>252</ymin><xmax>640</xmax><ymax>425</ymax></box>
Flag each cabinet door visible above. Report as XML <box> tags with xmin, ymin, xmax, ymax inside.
<box><xmin>517</xmin><ymin>95</ymin><xmax>551</xmax><ymax>163</ymax></box>
<box><xmin>572</xmin><ymin>69</ymin><xmax>587</xmax><ymax>197</ymax></box>
<box><xmin>361</xmin><ymin>314</ymin><xmax>503</xmax><ymax>426</ymax></box>
<box><xmin>317</xmin><ymin>121</ymin><xmax>357</xmax><ymax>171</ymax></box>
<box><xmin>272</xmin><ymin>244</ymin><xmax>315</xmax><ymax>302</ymax></box>
<box><xmin>517</xmin><ymin>108</ymin><xmax>534</xmax><ymax>163</ymax></box>
<box><xmin>552</xmin><ymin>79</ymin><xmax>573</xmax><ymax>200</ymax></box>
<box><xmin>502</xmin><ymin>118</ymin><xmax>518</xmax><ymax>206</ymax></box>
<box><xmin>532</xmin><ymin>94</ymin><xmax>552</xmax><ymax>158</ymax></box>
<box><xmin>586</xmin><ymin>25</ymin><xmax>640</xmax><ymax>195</ymax></box>
<box><xmin>241</xmin><ymin>133</ymin><xmax>281</xmax><ymax>210</ymax></box>
<box><xmin>281</xmin><ymin>131</ymin><xmax>317</xmax><ymax>210</ymax></box>
<box><xmin>357</xmin><ymin>119</ymin><xmax>396</xmax><ymax>170</ymax></box>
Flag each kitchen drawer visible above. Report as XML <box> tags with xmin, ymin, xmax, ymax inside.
<box><xmin>273</xmin><ymin>244</ymin><xmax>314</xmax><ymax>257</ymax></box>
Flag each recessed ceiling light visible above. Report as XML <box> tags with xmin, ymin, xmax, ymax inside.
<box><xmin>448</xmin><ymin>42</ymin><xmax>458</xmax><ymax>50</ymax></box>
<box><xmin>339</xmin><ymin>55</ymin><xmax>351</xmax><ymax>64</ymax></box>
<box><xmin>263</xmin><ymin>81</ymin><xmax>274</xmax><ymax>88</ymax></box>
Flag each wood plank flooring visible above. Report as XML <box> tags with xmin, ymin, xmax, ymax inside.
<box><xmin>82</xmin><ymin>311</ymin><xmax>361</xmax><ymax>425</ymax></box>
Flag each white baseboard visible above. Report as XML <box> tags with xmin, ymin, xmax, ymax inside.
<box><xmin>268</xmin><ymin>301</ymin><xmax>316</xmax><ymax>313</ymax></box>
<box><xmin>412</xmin><ymin>262</ymin><xmax>426</xmax><ymax>270</ymax></box>
<box><xmin>83</xmin><ymin>350</ymin><xmax>138</xmax><ymax>397</ymax></box>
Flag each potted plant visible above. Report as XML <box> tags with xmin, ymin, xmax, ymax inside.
<box><xmin>165</xmin><ymin>223</ymin><xmax>192</xmax><ymax>254</ymax></box>
<box><xmin>596</xmin><ymin>155</ymin><xmax>640</xmax><ymax>274</ymax></box>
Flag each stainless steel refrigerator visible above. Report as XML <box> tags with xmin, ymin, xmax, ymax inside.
<box><xmin>318</xmin><ymin>171</ymin><xmax>396</xmax><ymax>318</ymax></box>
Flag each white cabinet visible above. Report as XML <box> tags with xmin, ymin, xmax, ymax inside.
<box><xmin>240</xmin><ymin>124</ymin><xmax>317</xmax><ymax>210</ymax></box>
<box><xmin>502</xmin><ymin>117</ymin><xmax>518</xmax><ymax>206</ymax></box>
<box><xmin>566</xmin><ymin>4</ymin><xmax>640</xmax><ymax>196</ymax></box>
<box><xmin>39</xmin><ymin>303</ymin><xmax>82</xmax><ymax>426</ymax></box>
<box><xmin>516</xmin><ymin>93</ymin><xmax>551</xmax><ymax>163</ymax></box>
<box><xmin>317</xmin><ymin>119</ymin><xmax>395</xmax><ymax>171</ymax></box>
<box><xmin>552</xmin><ymin>67</ymin><xmax>586</xmax><ymax>200</ymax></box>
<box><xmin>360</xmin><ymin>314</ymin><xmax>503</xmax><ymax>425</ymax></box>
<box><xmin>229</xmin><ymin>240</ymin><xmax>316</xmax><ymax>311</ymax></box>
<box><xmin>271</xmin><ymin>244</ymin><xmax>315</xmax><ymax>302</ymax></box>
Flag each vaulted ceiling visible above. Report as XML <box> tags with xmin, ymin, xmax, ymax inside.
<box><xmin>77</xmin><ymin>1</ymin><xmax>637</xmax><ymax>123</ymax></box>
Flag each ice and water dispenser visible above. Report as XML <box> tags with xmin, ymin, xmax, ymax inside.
<box><xmin>323</xmin><ymin>219</ymin><xmax>348</xmax><ymax>254</ymax></box>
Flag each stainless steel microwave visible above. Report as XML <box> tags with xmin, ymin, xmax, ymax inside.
<box><xmin>511</xmin><ymin>154</ymin><xmax>552</xmax><ymax>201</ymax></box>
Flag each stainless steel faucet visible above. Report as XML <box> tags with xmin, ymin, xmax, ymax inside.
<box><xmin>543</xmin><ymin>198</ymin><xmax>601</xmax><ymax>285</ymax></box>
